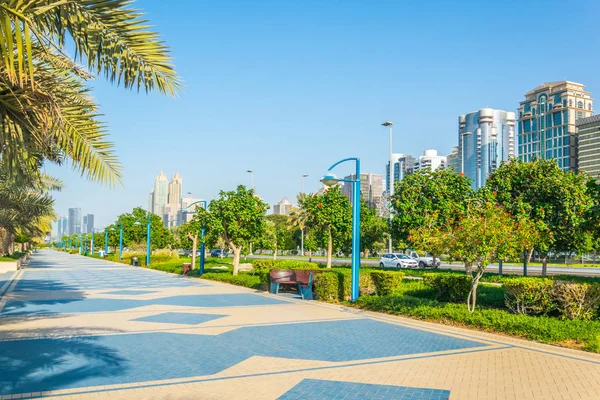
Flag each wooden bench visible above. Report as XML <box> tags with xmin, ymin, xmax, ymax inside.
<box><xmin>269</xmin><ymin>269</ymin><xmax>323</xmax><ymax>300</ymax></box>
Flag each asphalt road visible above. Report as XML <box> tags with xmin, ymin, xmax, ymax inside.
<box><xmin>247</xmin><ymin>254</ymin><xmax>600</xmax><ymax>277</ymax></box>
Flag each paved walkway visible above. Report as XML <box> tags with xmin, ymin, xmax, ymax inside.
<box><xmin>1</xmin><ymin>251</ymin><xmax>600</xmax><ymax>399</ymax></box>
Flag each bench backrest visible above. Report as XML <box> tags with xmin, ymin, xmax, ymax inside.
<box><xmin>270</xmin><ymin>269</ymin><xmax>324</xmax><ymax>284</ymax></box>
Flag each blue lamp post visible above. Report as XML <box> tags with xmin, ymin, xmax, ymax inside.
<box><xmin>78</xmin><ymin>234</ymin><xmax>82</xmax><ymax>255</ymax></box>
<box><xmin>119</xmin><ymin>223</ymin><xmax>124</xmax><ymax>261</ymax></box>
<box><xmin>320</xmin><ymin>157</ymin><xmax>361</xmax><ymax>302</ymax></box>
<box><xmin>146</xmin><ymin>215</ymin><xmax>151</xmax><ymax>266</ymax></box>
<box><xmin>104</xmin><ymin>227</ymin><xmax>109</xmax><ymax>254</ymax></box>
<box><xmin>90</xmin><ymin>232</ymin><xmax>94</xmax><ymax>255</ymax></box>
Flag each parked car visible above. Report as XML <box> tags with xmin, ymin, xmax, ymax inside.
<box><xmin>210</xmin><ymin>249</ymin><xmax>228</xmax><ymax>257</ymax></box>
<box><xmin>407</xmin><ymin>251</ymin><xmax>441</xmax><ymax>268</ymax></box>
<box><xmin>379</xmin><ymin>253</ymin><xmax>418</xmax><ymax>269</ymax></box>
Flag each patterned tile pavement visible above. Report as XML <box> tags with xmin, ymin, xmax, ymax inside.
<box><xmin>0</xmin><ymin>251</ymin><xmax>599</xmax><ymax>399</ymax></box>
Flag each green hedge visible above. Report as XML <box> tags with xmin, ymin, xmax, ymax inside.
<box><xmin>200</xmin><ymin>271</ymin><xmax>262</xmax><ymax>289</ymax></box>
<box><xmin>354</xmin><ymin>294</ymin><xmax>600</xmax><ymax>353</ymax></box>
<box><xmin>370</xmin><ymin>271</ymin><xmax>405</xmax><ymax>296</ymax></box>
<box><xmin>503</xmin><ymin>277</ymin><xmax>554</xmax><ymax>316</ymax></box>
<box><xmin>422</xmin><ymin>273</ymin><xmax>472</xmax><ymax>302</ymax></box>
<box><xmin>553</xmin><ymin>281</ymin><xmax>600</xmax><ymax>321</ymax></box>
<box><xmin>314</xmin><ymin>273</ymin><xmax>340</xmax><ymax>302</ymax></box>
<box><xmin>252</xmin><ymin>259</ymin><xmax>319</xmax><ymax>270</ymax></box>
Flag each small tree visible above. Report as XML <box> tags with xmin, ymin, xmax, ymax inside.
<box><xmin>449</xmin><ymin>200</ymin><xmax>529</xmax><ymax>312</ymax></box>
<box><xmin>408</xmin><ymin>213</ymin><xmax>452</xmax><ymax>267</ymax></box>
<box><xmin>206</xmin><ymin>185</ymin><xmax>268</xmax><ymax>275</ymax></box>
<box><xmin>179</xmin><ymin>213</ymin><xmax>204</xmax><ymax>269</ymax></box>
<box><xmin>303</xmin><ymin>187</ymin><xmax>352</xmax><ymax>268</ymax></box>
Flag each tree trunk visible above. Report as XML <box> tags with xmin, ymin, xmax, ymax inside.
<box><xmin>191</xmin><ymin>235</ymin><xmax>198</xmax><ymax>270</ymax></box>
<box><xmin>467</xmin><ymin>264</ymin><xmax>485</xmax><ymax>312</ymax></box>
<box><xmin>527</xmin><ymin>248</ymin><xmax>534</xmax><ymax>264</ymax></box>
<box><xmin>326</xmin><ymin>229</ymin><xmax>333</xmax><ymax>268</ymax></box>
<box><xmin>232</xmin><ymin>245</ymin><xmax>241</xmax><ymax>275</ymax></box>
<box><xmin>541</xmin><ymin>255</ymin><xmax>548</xmax><ymax>277</ymax></box>
<box><xmin>433</xmin><ymin>254</ymin><xmax>438</xmax><ymax>269</ymax></box>
<box><xmin>273</xmin><ymin>247</ymin><xmax>277</xmax><ymax>260</ymax></box>
<box><xmin>464</xmin><ymin>262</ymin><xmax>473</xmax><ymax>275</ymax></box>
<box><xmin>364</xmin><ymin>249</ymin><xmax>370</xmax><ymax>259</ymax></box>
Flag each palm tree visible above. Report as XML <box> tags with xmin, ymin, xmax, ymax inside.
<box><xmin>0</xmin><ymin>0</ymin><xmax>180</xmax><ymax>185</ymax></box>
<box><xmin>288</xmin><ymin>193</ymin><xmax>311</xmax><ymax>257</ymax></box>
<box><xmin>0</xmin><ymin>163</ymin><xmax>60</xmax><ymax>254</ymax></box>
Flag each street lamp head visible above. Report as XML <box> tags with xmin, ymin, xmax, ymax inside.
<box><xmin>302</xmin><ymin>174</ymin><xmax>309</xmax><ymax>178</ymax></box>
<box><xmin>246</xmin><ymin>169</ymin><xmax>253</xmax><ymax>173</ymax></box>
<box><xmin>320</xmin><ymin>173</ymin><xmax>340</xmax><ymax>187</ymax></box>
<box><xmin>381</xmin><ymin>121</ymin><xmax>393</xmax><ymax>127</ymax></box>
<box><xmin>461</xmin><ymin>131</ymin><xmax>473</xmax><ymax>137</ymax></box>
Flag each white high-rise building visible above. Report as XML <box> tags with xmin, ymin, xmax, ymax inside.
<box><xmin>413</xmin><ymin>149</ymin><xmax>447</xmax><ymax>172</ymax></box>
<box><xmin>149</xmin><ymin>171</ymin><xmax>169</xmax><ymax>216</ymax></box>
<box><xmin>168</xmin><ymin>173</ymin><xmax>182</xmax><ymax>208</ymax></box>
<box><xmin>386</xmin><ymin>153</ymin><xmax>415</xmax><ymax>194</ymax></box>
<box><xmin>459</xmin><ymin>108</ymin><xmax>516</xmax><ymax>189</ymax></box>
<box><xmin>273</xmin><ymin>198</ymin><xmax>293</xmax><ymax>215</ymax></box>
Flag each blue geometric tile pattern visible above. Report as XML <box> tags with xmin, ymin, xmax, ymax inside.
<box><xmin>0</xmin><ymin>319</ymin><xmax>485</xmax><ymax>395</ymax></box>
<box><xmin>104</xmin><ymin>290</ymin><xmax>158</xmax><ymax>296</ymax></box>
<box><xmin>1</xmin><ymin>293</ymin><xmax>289</xmax><ymax>315</ymax></box>
<box><xmin>133</xmin><ymin>312</ymin><xmax>226</xmax><ymax>325</ymax></box>
<box><xmin>278</xmin><ymin>379</ymin><xmax>451</xmax><ymax>400</ymax></box>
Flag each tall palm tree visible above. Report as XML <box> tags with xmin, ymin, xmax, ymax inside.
<box><xmin>0</xmin><ymin>0</ymin><xmax>180</xmax><ymax>185</ymax></box>
<box><xmin>288</xmin><ymin>193</ymin><xmax>312</xmax><ymax>257</ymax></box>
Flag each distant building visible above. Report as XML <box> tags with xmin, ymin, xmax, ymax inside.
<box><xmin>68</xmin><ymin>208</ymin><xmax>82</xmax><ymax>235</ymax></box>
<box><xmin>82</xmin><ymin>214</ymin><xmax>94</xmax><ymax>233</ymax></box>
<box><xmin>518</xmin><ymin>81</ymin><xmax>593</xmax><ymax>171</ymax></box>
<box><xmin>577</xmin><ymin>115</ymin><xmax>600</xmax><ymax>179</ymax></box>
<box><xmin>149</xmin><ymin>171</ymin><xmax>184</xmax><ymax>226</ymax></box>
<box><xmin>57</xmin><ymin>216</ymin><xmax>67</xmax><ymax>240</ymax></box>
<box><xmin>459</xmin><ymin>108</ymin><xmax>516</xmax><ymax>189</ymax></box>
<box><xmin>168</xmin><ymin>173</ymin><xmax>182</xmax><ymax>209</ymax></box>
<box><xmin>446</xmin><ymin>146</ymin><xmax>460</xmax><ymax>173</ymax></box>
<box><xmin>273</xmin><ymin>198</ymin><xmax>293</xmax><ymax>215</ymax></box>
<box><xmin>178</xmin><ymin>197</ymin><xmax>205</xmax><ymax>225</ymax></box>
<box><xmin>343</xmin><ymin>173</ymin><xmax>384</xmax><ymax>215</ymax></box>
<box><xmin>386</xmin><ymin>153</ymin><xmax>415</xmax><ymax>193</ymax></box>
<box><xmin>149</xmin><ymin>171</ymin><xmax>169</xmax><ymax>217</ymax></box>
<box><xmin>413</xmin><ymin>149</ymin><xmax>447</xmax><ymax>172</ymax></box>
<box><xmin>62</xmin><ymin>218</ymin><xmax>68</xmax><ymax>238</ymax></box>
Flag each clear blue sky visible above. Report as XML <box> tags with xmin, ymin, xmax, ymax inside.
<box><xmin>49</xmin><ymin>0</ymin><xmax>600</xmax><ymax>232</ymax></box>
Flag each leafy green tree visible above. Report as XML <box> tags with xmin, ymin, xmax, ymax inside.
<box><xmin>178</xmin><ymin>214</ymin><xmax>204</xmax><ymax>269</ymax></box>
<box><xmin>448</xmin><ymin>200</ymin><xmax>530</xmax><ymax>311</ymax></box>
<box><xmin>203</xmin><ymin>186</ymin><xmax>268</xmax><ymax>275</ymax></box>
<box><xmin>408</xmin><ymin>213</ymin><xmax>452</xmax><ymax>267</ymax></box>
<box><xmin>0</xmin><ymin>0</ymin><xmax>179</xmax><ymax>185</ymax></box>
<box><xmin>390</xmin><ymin>168</ymin><xmax>473</xmax><ymax>250</ymax></box>
<box><xmin>360</xmin><ymin>201</ymin><xmax>388</xmax><ymax>257</ymax></box>
<box><xmin>303</xmin><ymin>187</ymin><xmax>352</xmax><ymax>268</ymax></box>
<box><xmin>485</xmin><ymin>158</ymin><xmax>594</xmax><ymax>275</ymax></box>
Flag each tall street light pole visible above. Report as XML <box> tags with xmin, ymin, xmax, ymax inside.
<box><xmin>119</xmin><ymin>223</ymin><xmax>124</xmax><ymax>261</ymax></box>
<box><xmin>321</xmin><ymin>158</ymin><xmax>361</xmax><ymax>302</ymax></box>
<box><xmin>104</xmin><ymin>227</ymin><xmax>109</xmax><ymax>255</ymax></box>
<box><xmin>146</xmin><ymin>215</ymin><xmax>151</xmax><ymax>266</ymax></box>
<box><xmin>247</xmin><ymin>169</ymin><xmax>254</xmax><ymax>190</ymax></box>
<box><xmin>381</xmin><ymin>121</ymin><xmax>394</xmax><ymax>253</ymax></box>
<box><xmin>301</xmin><ymin>173</ymin><xmax>309</xmax><ymax>256</ymax></box>
<box><xmin>461</xmin><ymin>131</ymin><xmax>473</xmax><ymax>175</ymax></box>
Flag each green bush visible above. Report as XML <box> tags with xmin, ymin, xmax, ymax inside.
<box><xmin>503</xmin><ymin>277</ymin><xmax>554</xmax><ymax>316</ymax></box>
<box><xmin>423</xmin><ymin>273</ymin><xmax>472</xmax><ymax>302</ymax></box>
<box><xmin>370</xmin><ymin>271</ymin><xmax>405</xmax><ymax>296</ymax></box>
<box><xmin>251</xmin><ymin>259</ymin><xmax>319</xmax><ymax>270</ymax></box>
<box><xmin>314</xmin><ymin>272</ymin><xmax>340</xmax><ymax>302</ymax></box>
<box><xmin>553</xmin><ymin>281</ymin><xmax>600</xmax><ymax>321</ymax></box>
<box><xmin>201</xmin><ymin>271</ymin><xmax>262</xmax><ymax>289</ymax></box>
<box><xmin>354</xmin><ymin>294</ymin><xmax>600</xmax><ymax>353</ymax></box>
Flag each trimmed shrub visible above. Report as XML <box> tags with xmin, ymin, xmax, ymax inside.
<box><xmin>201</xmin><ymin>271</ymin><xmax>262</xmax><ymax>289</ymax></box>
<box><xmin>423</xmin><ymin>273</ymin><xmax>472</xmax><ymax>302</ymax></box>
<box><xmin>251</xmin><ymin>259</ymin><xmax>319</xmax><ymax>270</ymax></box>
<box><xmin>503</xmin><ymin>277</ymin><xmax>554</xmax><ymax>316</ymax></box>
<box><xmin>370</xmin><ymin>271</ymin><xmax>405</xmax><ymax>296</ymax></box>
<box><xmin>314</xmin><ymin>272</ymin><xmax>340</xmax><ymax>302</ymax></box>
<box><xmin>553</xmin><ymin>281</ymin><xmax>600</xmax><ymax>321</ymax></box>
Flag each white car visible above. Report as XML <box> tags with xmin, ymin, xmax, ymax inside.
<box><xmin>379</xmin><ymin>253</ymin><xmax>419</xmax><ymax>269</ymax></box>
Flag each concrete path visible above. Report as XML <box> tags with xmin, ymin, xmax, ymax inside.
<box><xmin>1</xmin><ymin>251</ymin><xmax>599</xmax><ymax>399</ymax></box>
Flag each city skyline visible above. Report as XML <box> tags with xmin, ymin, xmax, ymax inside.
<box><xmin>47</xmin><ymin>1</ymin><xmax>600</xmax><ymax>234</ymax></box>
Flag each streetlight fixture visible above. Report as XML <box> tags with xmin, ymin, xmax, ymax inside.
<box><xmin>320</xmin><ymin>157</ymin><xmax>361</xmax><ymax>302</ymax></box>
<box><xmin>381</xmin><ymin>121</ymin><xmax>394</xmax><ymax>253</ymax></box>
<box><xmin>78</xmin><ymin>234</ymin><xmax>83</xmax><ymax>255</ymax></box>
<box><xmin>104</xmin><ymin>227</ymin><xmax>109</xmax><ymax>255</ymax></box>
<box><xmin>460</xmin><ymin>131</ymin><xmax>473</xmax><ymax>175</ymax></box>
<box><xmin>247</xmin><ymin>169</ymin><xmax>254</xmax><ymax>190</ymax></box>
<box><xmin>90</xmin><ymin>232</ymin><xmax>94</xmax><ymax>255</ymax></box>
<box><xmin>301</xmin><ymin>173</ymin><xmax>309</xmax><ymax>256</ymax></box>
<box><xmin>111</xmin><ymin>224</ymin><xmax>124</xmax><ymax>260</ymax></box>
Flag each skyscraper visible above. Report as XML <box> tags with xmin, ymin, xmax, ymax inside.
<box><xmin>412</xmin><ymin>149</ymin><xmax>447</xmax><ymax>172</ymax></box>
<box><xmin>446</xmin><ymin>146</ymin><xmax>460</xmax><ymax>172</ymax></box>
<box><xmin>150</xmin><ymin>171</ymin><xmax>169</xmax><ymax>216</ymax></box>
<box><xmin>386</xmin><ymin>153</ymin><xmax>415</xmax><ymax>194</ymax></box>
<box><xmin>273</xmin><ymin>198</ymin><xmax>293</xmax><ymax>215</ymax></box>
<box><xmin>68</xmin><ymin>208</ymin><xmax>82</xmax><ymax>235</ymax></box>
<box><xmin>57</xmin><ymin>216</ymin><xmax>64</xmax><ymax>239</ymax></box>
<box><xmin>85</xmin><ymin>214</ymin><xmax>94</xmax><ymax>233</ymax></box>
<box><xmin>576</xmin><ymin>114</ymin><xmax>600</xmax><ymax>179</ymax></box>
<box><xmin>343</xmin><ymin>173</ymin><xmax>384</xmax><ymax>215</ymax></box>
<box><xmin>517</xmin><ymin>81</ymin><xmax>593</xmax><ymax>171</ymax></box>
<box><xmin>168</xmin><ymin>173</ymin><xmax>182</xmax><ymax>208</ymax></box>
<box><xmin>459</xmin><ymin>108</ymin><xmax>516</xmax><ymax>189</ymax></box>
